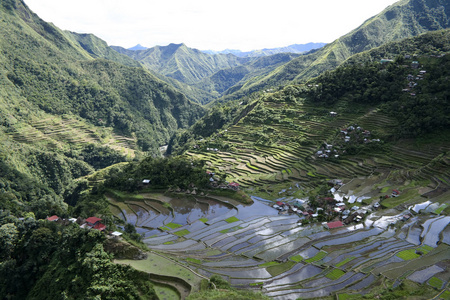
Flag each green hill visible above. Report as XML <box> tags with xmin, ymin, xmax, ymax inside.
<box><xmin>170</xmin><ymin>29</ymin><xmax>450</xmax><ymax>192</ymax></box>
<box><xmin>63</xmin><ymin>31</ymin><xmax>142</xmax><ymax>68</ymax></box>
<box><xmin>0</xmin><ymin>0</ymin><xmax>204</xmax><ymax>215</ymax></box>
<box><xmin>112</xmin><ymin>43</ymin><xmax>250</xmax><ymax>84</ymax></box>
<box><xmin>222</xmin><ymin>0</ymin><xmax>450</xmax><ymax>101</ymax></box>
<box><xmin>112</xmin><ymin>44</ymin><xmax>303</xmax><ymax>104</ymax></box>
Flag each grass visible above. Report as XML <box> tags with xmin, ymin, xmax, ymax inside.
<box><xmin>434</xmin><ymin>204</ymin><xmax>447</xmax><ymax>214</ymax></box>
<box><xmin>428</xmin><ymin>277</ymin><xmax>443</xmax><ymax>289</ymax></box>
<box><xmin>107</xmin><ymin>189</ymin><xmax>144</xmax><ymax>201</ymax></box>
<box><xmin>225</xmin><ymin>216</ymin><xmax>239</xmax><ymax>223</ymax></box>
<box><xmin>290</xmin><ymin>255</ymin><xmax>303</xmax><ymax>262</ymax></box>
<box><xmin>305</xmin><ymin>251</ymin><xmax>327</xmax><ymax>263</ymax></box>
<box><xmin>382</xmin><ymin>189</ymin><xmax>420</xmax><ymax>209</ymax></box>
<box><xmin>246</xmin><ymin>162</ymin><xmax>259</xmax><ymax>170</ymax></box>
<box><xmin>417</xmin><ymin>245</ymin><xmax>433</xmax><ymax>254</ymax></box>
<box><xmin>326</xmin><ymin>268</ymin><xmax>346</xmax><ymax>280</ymax></box>
<box><xmin>249</xmin><ymin>282</ymin><xmax>264</xmax><ymax>286</ymax></box>
<box><xmin>163</xmin><ymin>241</ymin><xmax>174</xmax><ymax>245</ymax></box>
<box><xmin>337</xmin><ymin>293</ymin><xmax>363</xmax><ymax>300</ymax></box>
<box><xmin>174</xmin><ymin>229</ymin><xmax>190</xmax><ymax>237</ymax></box>
<box><xmin>380</xmin><ymin>186</ymin><xmax>390</xmax><ymax>193</ymax></box>
<box><xmin>165</xmin><ymin>222</ymin><xmax>183</xmax><ymax>229</ymax></box>
<box><xmin>186</xmin><ymin>257</ymin><xmax>202</xmax><ymax>264</ymax></box>
<box><xmin>116</xmin><ymin>252</ymin><xmax>204</xmax><ymax>286</ymax></box>
<box><xmin>259</xmin><ymin>261</ymin><xmax>279</xmax><ymax>268</ymax></box>
<box><xmin>396</xmin><ymin>249</ymin><xmax>420</xmax><ymax>260</ymax></box>
<box><xmin>440</xmin><ymin>290</ymin><xmax>450</xmax><ymax>299</ymax></box>
<box><xmin>199</xmin><ymin>217</ymin><xmax>208</xmax><ymax>223</ymax></box>
<box><xmin>220</xmin><ymin>226</ymin><xmax>242</xmax><ymax>233</ymax></box>
<box><xmin>265</xmin><ymin>261</ymin><xmax>296</xmax><ymax>277</ymax></box>
<box><xmin>208</xmin><ymin>189</ymin><xmax>253</xmax><ymax>204</ymax></box>
<box><xmin>335</xmin><ymin>256</ymin><xmax>356</xmax><ymax>267</ymax></box>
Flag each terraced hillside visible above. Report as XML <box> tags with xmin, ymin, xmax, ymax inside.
<box><xmin>105</xmin><ymin>55</ymin><xmax>450</xmax><ymax>299</ymax></box>
<box><xmin>183</xmin><ymin>90</ymin><xmax>447</xmax><ymax>195</ymax></box>
<box><xmin>5</xmin><ymin>114</ymin><xmax>138</xmax><ymax>158</ymax></box>
<box><xmin>110</xmin><ymin>189</ymin><xmax>450</xmax><ymax>299</ymax></box>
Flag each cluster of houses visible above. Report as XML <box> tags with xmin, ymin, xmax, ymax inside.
<box><xmin>46</xmin><ymin>215</ymin><xmax>123</xmax><ymax>239</ymax></box>
<box><xmin>207</xmin><ymin>171</ymin><xmax>240</xmax><ymax>190</ymax></box>
<box><xmin>381</xmin><ymin>55</ymin><xmax>427</xmax><ymax>97</ymax></box>
<box><xmin>381</xmin><ymin>189</ymin><xmax>401</xmax><ymax>199</ymax></box>
<box><xmin>315</xmin><ymin>124</ymin><xmax>381</xmax><ymax>159</ymax></box>
<box><xmin>271</xmin><ymin>196</ymin><xmax>369</xmax><ymax>228</ymax></box>
<box><xmin>403</xmin><ymin>69</ymin><xmax>426</xmax><ymax>96</ymax></box>
<box><xmin>272</xmin><ymin>180</ymin><xmax>405</xmax><ymax>230</ymax></box>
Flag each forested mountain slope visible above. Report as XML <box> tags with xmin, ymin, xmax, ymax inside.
<box><xmin>0</xmin><ymin>0</ymin><xmax>204</xmax><ymax>216</ymax></box>
<box><xmin>112</xmin><ymin>44</ymin><xmax>303</xmax><ymax>104</ymax></box>
<box><xmin>63</xmin><ymin>31</ymin><xmax>142</xmax><ymax>68</ymax></box>
<box><xmin>112</xmin><ymin>43</ymin><xmax>250</xmax><ymax>84</ymax></box>
<box><xmin>222</xmin><ymin>0</ymin><xmax>450</xmax><ymax>101</ymax></box>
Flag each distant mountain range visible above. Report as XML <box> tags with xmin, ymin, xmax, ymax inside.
<box><xmin>126</xmin><ymin>42</ymin><xmax>327</xmax><ymax>58</ymax></box>
<box><xmin>113</xmin><ymin>0</ymin><xmax>450</xmax><ymax>105</ymax></box>
<box><xmin>221</xmin><ymin>0</ymin><xmax>450</xmax><ymax>101</ymax></box>
<box><xmin>201</xmin><ymin>43</ymin><xmax>327</xmax><ymax>57</ymax></box>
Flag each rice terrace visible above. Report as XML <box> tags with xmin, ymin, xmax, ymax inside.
<box><xmin>110</xmin><ymin>83</ymin><xmax>450</xmax><ymax>299</ymax></box>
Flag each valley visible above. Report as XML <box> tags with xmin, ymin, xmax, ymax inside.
<box><xmin>1</xmin><ymin>0</ymin><xmax>450</xmax><ymax>299</ymax></box>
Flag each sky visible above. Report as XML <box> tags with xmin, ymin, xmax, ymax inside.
<box><xmin>24</xmin><ymin>0</ymin><xmax>400</xmax><ymax>51</ymax></box>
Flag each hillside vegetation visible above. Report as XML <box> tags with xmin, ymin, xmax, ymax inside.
<box><xmin>0</xmin><ymin>0</ymin><xmax>204</xmax><ymax>217</ymax></box>
<box><xmin>113</xmin><ymin>44</ymin><xmax>303</xmax><ymax>104</ymax></box>
<box><xmin>221</xmin><ymin>0</ymin><xmax>450</xmax><ymax>101</ymax></box>
<box><xmin>1</xmin><ymin>0</ymin><xmax>450</xmax><ymax>299</ymax></box>
<box><xmin>175</xmin><ymin>29</ymin><xmax>450</xmax><ymax>195</ymax></box>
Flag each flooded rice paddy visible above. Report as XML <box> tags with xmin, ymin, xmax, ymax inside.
<box><xmin>110</xmin><ymin>193</ymin><xmax>450</xmax><ymax>299</ymax></box>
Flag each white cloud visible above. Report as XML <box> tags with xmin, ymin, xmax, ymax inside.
<box><xmin>24</xmin><ymin>0</ymin><xmax>400</xmax><ymax>51</ymax></box>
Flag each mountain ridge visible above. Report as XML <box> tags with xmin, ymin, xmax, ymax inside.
<box><xmin>218</xmin><ymin>0</ymin><xmax>450</xmax><ymax>102</ymax></box>
<box><xmin>201</xmin><ymin>42</ymin><xmax>327</xmax><ymax>57</ymax></box>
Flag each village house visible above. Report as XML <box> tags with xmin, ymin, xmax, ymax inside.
<box><xmin>84</xmin><ymin>216</ymin><xmax>106</xmax><ymax>231</ymax></box>
<box><xmin>110</xmin><ymin>231</ymin><xmax>123</xmax><ymax>240</ymax></box>
<box><xmin>228</xmin><ymin>182</ymin><xmax>240</xmax><ymax>190</ymax></box>
<box><xmin>46</xmin><ymin>215</ymin><xmax>59</xmax><ymax>222</ymax></box>
<box><xmin>324</xmin><ymin>220</ymin><xmax>344</xmax><ymax>230</ymax></box>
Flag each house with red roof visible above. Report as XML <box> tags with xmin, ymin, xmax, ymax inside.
<box><xmin>93</xmin><ymin>223</ymin><xmax>106</xmax><ymax>231</ymax></box>
<box><xmin>85</xmin><ymin>217</ymin><xmax>106</xmax><ymax>231</ymax></box>
<box><xmin>46</xmin><ymin>215</ymin><xmax>59</xmax><ymax>222</ymax></box>
<box><xmin>324</xmin><ymin>220</ymin><xmax>344</xmax><ymax>230</ymax></box>
<box><xmin>228</xmin><ymin>182</ymin><xmax>240</xmax><ymax>190</ymax></box>
<box><xmin>86</xmin><ymin>216</ymin><xmax>102</xmax><ymax>226</ymax></box>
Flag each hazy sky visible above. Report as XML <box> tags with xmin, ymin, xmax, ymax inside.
<box><xmin>24</xmin><ymin>0</ymin><xmax>400</xmax><ymax>51</ymax></box>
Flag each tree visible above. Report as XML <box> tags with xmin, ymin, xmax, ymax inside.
<box><xmin>0</xmin><ymin>223</ymin><xmax>18</xmax><ymax>259</ymax></box>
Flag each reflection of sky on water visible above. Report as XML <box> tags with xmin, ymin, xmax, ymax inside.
<box><xmin>409</xmin><ymin>201</ymin><xmax>432</xmax><ymax>213</ymax></box>
<box><xmin>235</xmin><ymin>198</ymin><xmax>279</xmax><ymax>220</ymax></box>
<box><xmin>407</xmin><ymin>265</ymin><xmax>444</xmax><ymax>284</ymax></box>
<box><xmin>422</xmin><ymin>216</ymin><xmax>450</xmax><ymax>247</ymax></box>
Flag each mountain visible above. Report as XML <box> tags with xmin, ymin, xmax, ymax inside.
<box><xmin>221</xmin><ymin>0</ymin><xmax>450</xmax><ymax>100</ymax></box>
<box><xmin>193</xmin><ymin>52</ymin><xmax>302</xmax><ymax>98</ymax></box>
<box><xmin>128</xmin><ymin>43</ymin><xmax>148</xmax><ymax>51</ymax></box>
<box><xmin>111</xmin><ymin>43</ymin><xmax>251</xmax><ymax>84</ymax></box>
<box><xmin>202</xmin><ymin>42</ymin><xmax>327</xmax><ymax>57</ymax></box>
<box><xmin>63</xmin><ymin>31</ymin><xmax>141</xmax><ymax>67</ymax></box>
<box><xmin>112</xmin><ymin>43</ymin><xmax>306</xmax><ymax>104</ymax></box>
<box><xmin>0</xmin><ymin>0</ymin><xmax>204</xmax><ymax>215</ymax></box>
